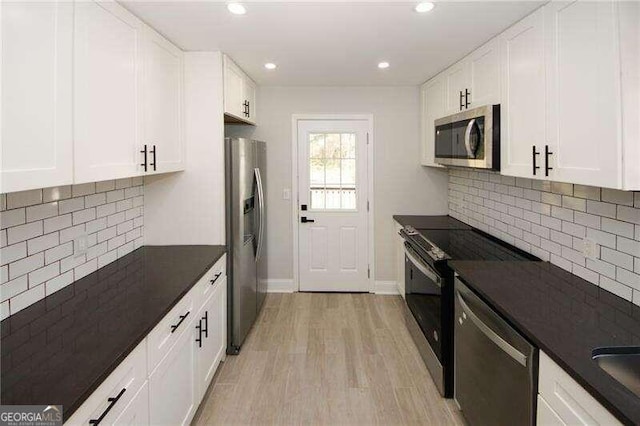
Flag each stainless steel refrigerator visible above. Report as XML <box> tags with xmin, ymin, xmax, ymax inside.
<box><xmin>225</xmin><ymin>138</ymin><xmax>267</xmax><ymax>354</ymax></box>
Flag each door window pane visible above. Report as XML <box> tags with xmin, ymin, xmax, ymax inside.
<box><xmin>308</xmin><ymin>132</ymin><xmax>357</xmax><ymax>210</ymax></box>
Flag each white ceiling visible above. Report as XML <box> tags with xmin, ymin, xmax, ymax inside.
<box><xmin>121</xmin><ymin>1</ymin><xmax>544</xmax><ymax>86</ymax></box>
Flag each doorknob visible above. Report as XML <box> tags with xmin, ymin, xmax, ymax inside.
<box><xmin>301</xmin><ymin>216</ymin><xmax>315</xmax><ymax>223</ymax></box>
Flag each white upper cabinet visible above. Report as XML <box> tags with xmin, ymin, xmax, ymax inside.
<box><xmin>468</xmin><ymin>37</ymin><xmax>501</xmax><ymax>108</ymax></box>
<box><xmin>142</xmin><ymin>27</ymin><xmax>185</xmax><ymax>174</ymax></box>
<box><xmin>500</xmin><ymin>7</ymin><xmax>547</xmax><ymax>180</ymax></box>
<box><xmin>444</xmin><ymin>61</ymin><xmax>471</xmax><ymax>114</ymax></box>
<box><xmin>73</xmin><ymin>1</ymin><xmax>144</xmax><ymax>184</ymax></box>
<box><xmin>223</xmin><ymin>54</ymin><xmax>257</xmax><ymax>124</ymax></box>
<box><xmin>545</xmin><ymin>0</ymin><xmax>621</xmax><ymax>188</ymax></box>
<box><xmin>420</xmin><ymin>74</ymin><xmax>447</xmax><ymax>167</ymax></box>
<box><xmin>1</xmin><ymin>1</ymin><xmax>73</xmax><ymax>193</ymax></box>
<box><xmin>501</xmin><ymin>0</ymin><xmax>639</xmax><ymax>189</ymax></box>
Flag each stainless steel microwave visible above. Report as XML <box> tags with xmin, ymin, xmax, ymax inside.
<box><xmin>434</xmin><ymin>104</ymin><xmax>500</xmax><ymax>170</ymax></box>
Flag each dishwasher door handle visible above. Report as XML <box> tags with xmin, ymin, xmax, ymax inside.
<box><xmin>457</xmin><ymin>292</ymin><xmax>528</xmax><ymax>367</ymax></box>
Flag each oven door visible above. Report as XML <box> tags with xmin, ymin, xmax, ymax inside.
<box><xmin>404</xmin><ymin>242</ymin><xmax>444</xmax><ymax>362</ymax></box>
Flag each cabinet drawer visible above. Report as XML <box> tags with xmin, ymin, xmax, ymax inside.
<box><xmin>65</xmin><ymin>342</ymin><xmax>146</xmax><ymax>425</ymax></box>
<box><xmin>538</xmin><ymin>351</ymin><xmax>621</xmax><ymax>426</ymax></box>
<box><xmin>147</xmin><ymin>289</ymin><xmax>195</xmax><ymax>374</ymax></box>
<box><xmin>193</xmin><ymin>255</ymin><xmax>226</xmax><ymax>311</ymax></box>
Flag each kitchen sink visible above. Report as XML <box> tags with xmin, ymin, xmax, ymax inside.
<box><xmin>592</xmin><ymin>347</ymin><xmax>640</xmax><ymax>398</ymax></box>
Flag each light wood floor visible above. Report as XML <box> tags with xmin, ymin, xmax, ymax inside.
<box><xmin>193</xmin><ymin>293</ymin><xmax>465</xmax><ymax>425</ymax></box>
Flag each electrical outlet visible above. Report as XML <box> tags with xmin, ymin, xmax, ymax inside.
<box><xmin>74</xmin><ymin>234</ymin><xmax>88</xmax><ymax>257</ymax></box>
<box><xmin>582</xmin><ymin>238</ymin><xmax>598</xmax><ymax>260</ymax></box>
<box><xmin>283</xmin><ymin>188</ymin><xmax>291</xmax><ymax>200</ymax></box>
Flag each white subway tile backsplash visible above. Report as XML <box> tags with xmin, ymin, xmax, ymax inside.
<box><xmin>26</xmin><ymin>202</ymin><xmax>59</xmax><ymax>222</ymax></box>
<box><xmin>72</xmin><ymin>183</ymin><xmax>96</xmax><ymax>197</ymax></box>
<box><xmin>27</xmin><ymin>232</ymin><xmax>59</xmax><ymax>255</ymax></box>
<box><xmin>9</xmin><ymin>252</ymin><xmax>44</xmax><ymax>280</ymax></box>
<box><xmin>449</xmin><ymin>169</ymin><xmax>640</xmax><ymax>303</ymax></box>
<box><xmin>1</xmin><ymin>276</ymin><xmax>28</xmax><ymax>302</ymax></box>
<box><xmin>1</xmin><ymin>209</ymin><xmax>26</xmax><ymax>229</ymax></box>
<box><xmin>0</xmin><ymin>179</ymin><xmax>143</xmax><ymax>317</ymax></box>
<box><xmin>7</xmin><ymin>221</ymin><xmax>43</xmax><ymax>245</ymax></box>
<box><xmin>586</xmin><ymin>200</ymin><xmax>617</xmax><ymax>219</ymax></box>
<box><xmin>45</xmin><ymin>242</ymin><xmax>73</xmax><ymax>265</ymax></box>
<box><xmin>602</xmin><ymin>217</ymin><xmax>635</xmax><ymax>238</ymax></box>
<box><xmin>7</xmin><ymin>189</ymin><xmax>43</xmax><ymax>209</ymax></box>
<box><xmin>43</xmin><ymin>214</ymin><xmax>72</xmax><ymax>234</ymax></box>
<box><xmin>59</xmin><ymin>197</ymin><xmax>85</xmax><ymax>214</ymax></box>
<box><xmin>43</xmin><ymin>186</ymin><xmax>71</xmax><ymax>203</ymax></box>
<box><xmin>602</xmin><ymin>188</ymin><xmax>634</xmax><ymax>206</ymax></box>
<box><xmin>617</xmin><ymin>205</ymin><xmax>640</xmax><ymax>225</ymax></box>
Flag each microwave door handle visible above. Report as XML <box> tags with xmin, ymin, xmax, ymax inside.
<box><xmin>464</xmin><ymin>119</ymin><xmax>476</xmax><ymax>157</ymax></box>
<box><xmin>404</xmin><ymin>246</ymin><xmax>442</xmax><ymax>287</ymax></box>
<box><xmin>457</xmin><ymin>292</ymin><xmax>528</xmax><ymax>367</ymax></box>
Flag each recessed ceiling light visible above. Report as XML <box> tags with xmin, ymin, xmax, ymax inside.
<box><xmin>415</xmin><ymin>2</ymin><xmax>435</xmax><ymax>13</ymax></box>
<box><xmin>264</xmin><ymin>63</ymin><xmax>277</xmax><ymax>70</ymax></box>
<box><xmin>378</xmin><ymin>62</ymin><xmax>390</xmax><ymax>69</ymax></box>
<box><xmin>227</xmin><ymin>3</ymin><xmax>246</xmax><ymax>15</ymax></box>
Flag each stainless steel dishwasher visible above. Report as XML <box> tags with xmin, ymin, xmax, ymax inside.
<box><xmin>454</xmin><ymin>276</ymin><xmax>537</xmax><ymax>426</ymax></box>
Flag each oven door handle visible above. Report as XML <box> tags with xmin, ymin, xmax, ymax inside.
<box><xmin>404</xmin><ymin>245</ymin><xmax>442</xmax><ymax>288</ymax></box>
<box><xmin>457</xmin><ymin>292</ymin><xmax>528</xmax><ymax>367</ymax></box>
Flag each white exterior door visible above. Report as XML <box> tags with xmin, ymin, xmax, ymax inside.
<box><xmin>297</xmin><ymin>119</ymin><xmax>370</xmax><ymax>292</ymax></box>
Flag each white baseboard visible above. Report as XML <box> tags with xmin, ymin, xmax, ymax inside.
<box><xmin>266</xmin><ymin>279</ymin><xmax>295</xmax><ymax>293</ymax></box>
<box><xmin>374</xmin><ymin>280</ymin><xmax>399</xmax><ymax>295</ymax></box>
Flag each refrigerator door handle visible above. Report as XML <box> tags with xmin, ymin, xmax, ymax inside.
<box><xmin>254</xmin><ymin>167</ymin><xmax>265</xmax><ymax>261</ymax></box>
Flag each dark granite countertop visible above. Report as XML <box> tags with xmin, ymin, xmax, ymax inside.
<box><xmin>393</xmin><ymin>214</ymin><xmax>472</xmax><ymax>230</ymax></box>
<box><xmin>450</xmin><ymin>260</ymin><xmax>640</xmax><ymax>426</ymax></box>
<box><xmin>1</xmin><ymin>245</ymin><xmax>225</xmax><ymax>421</ymax></box>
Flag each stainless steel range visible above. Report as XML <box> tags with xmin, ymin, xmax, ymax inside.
<box><xmin>399</xmin><ymin>222</ymin><xmax>537</xmax><ymax>398</ymax></box>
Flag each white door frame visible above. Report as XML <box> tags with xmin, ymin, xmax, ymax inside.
<box><xmin>291</xmin><ymin>114</ymin><xmax>375</xmax><ymax>292</ymax></box>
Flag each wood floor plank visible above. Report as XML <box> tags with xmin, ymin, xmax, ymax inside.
<box><xmin>193</xmin><ymin>293</ymin><xmax>466</xmax><ymax>426</ymax></box>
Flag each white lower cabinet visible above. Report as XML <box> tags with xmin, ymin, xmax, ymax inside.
<box><xmin>112</xmin><ymin>382</ymin><xmax>150</xmax><ymax>425</ymax></box>
<box><xmin>194</xmin><ymin>277</ymin><xmax>227</xmax><ymax>400</ymax></box>
<box><xmin>65</xmin><ymin>343</ymin><xmax>147</xmax><ymax>425</ymax></box>
<box><xmin>65</xmin><ymin>256</ymin><xmax>227</xmax><ymax>425</ymax></box>
<box><xmin>149</xmin><ymin>316</ymin><xmax>198</xmax><ymax>426</ymax></box>
<box><xmin>537</xmin><ymin>351</ymin><xmax>621</xmax><ymax>426</ymax></box>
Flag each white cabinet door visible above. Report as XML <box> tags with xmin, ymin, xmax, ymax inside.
<box><xmin>469</xmin><ymin>37</ymin><xmax>501</xmax><ymax>108</ymax></box>
<box><xmin>500</xmin><ymin>7</ymin><xmax>546</xmax><ymax>179</ymax></box>
<box><xmin>149</xmin><ymin>316</ymin><xmax>198</xmax><ymax>426</ymax></box>
<box><xmin>545</xmin><ymin>0</ymin><xmax>621</xmax><ymax>188</ymax></box>
<box><xmin>1</xmin><ymin>1</ymin><xmax>73</xmax><ymax>193</ymax></box>
<box><xmin>537</xmin><ymin>395</ymin><xmax>565</xmax><ymax>426</ymax></box>
<box><xmin>538</xmin><ymin>351</ymin><xmax>621</xmax><ymax>426</ymax></box>
<box><xmin>243</xmin><ymin>77</ymin><xmax>257</xmax><ymax>124</ymax></box>
<box><xmin>73</xmin><ymin>1</ymin><xmax>143</xmax><ymax>184</ymax></box>
<box><xmin>420</xmin><ymin>75</ymin><xmax>447</xmax><ymax>167</ymax></box>
<box><xmin>111</xmin><ymin>382</ymin><xmax>150</xmax><ymax>426</ymax></box>
<box><xmin>194</xmin><ymin>277</ymin><xmax>226</xmax><ymax>401</ymax></box>
<box><xmin>142</xmin><ymin>27</ymin><xmax>185</xmax><ymax>174</ymax></box>
<box><xmin>445</xmin><ymin>61</ymin><xmax>471</xmax><ymax>114</ymax></box>
<box><xmin>223</xmin><ymin>55</ymin><xmax>245</xmax><ymax>120</ymax></box>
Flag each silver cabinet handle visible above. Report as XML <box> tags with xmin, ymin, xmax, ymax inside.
<box><xmin>457</xmin><ymin>292</ymin><xmax>527</xmax><ymax>367</ymax></box>
<box><xmin>404</xmin><ymin>245</ymin><xmax>442</xmax><ymax>287</ymax></box>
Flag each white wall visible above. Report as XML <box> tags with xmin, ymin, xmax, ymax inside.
<box><xmin>249</xmin><ymin>86</ymin><xmax>449</xmax><ymax>283</ymax></box>
<box><xmin>144</xmin><ymin>52</ymin><xmax>225</xmax><ymax>245</ymax></box>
